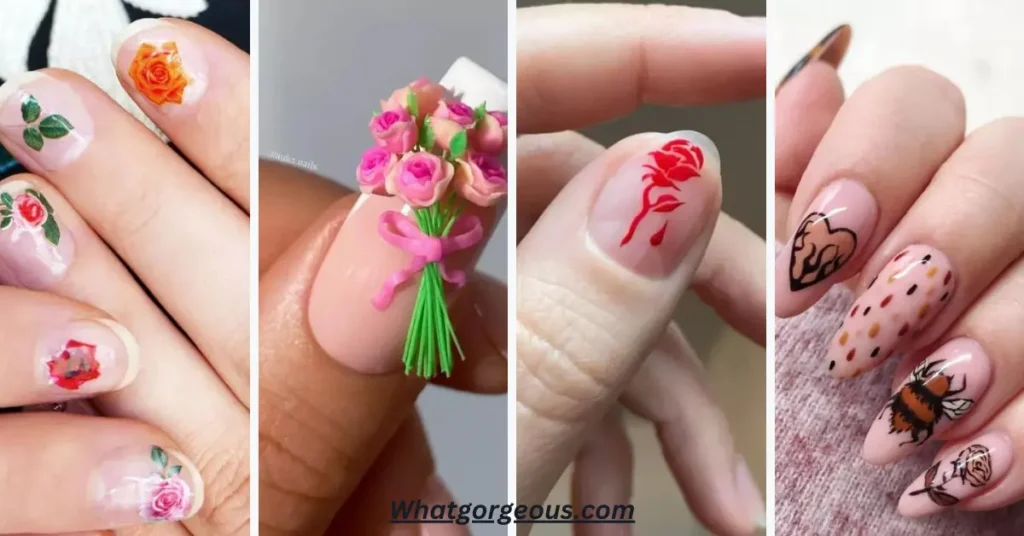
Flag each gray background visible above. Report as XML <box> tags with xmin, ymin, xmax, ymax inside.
<box><xmin>259</xmin><ymin>1</ymin><xmax>508</xmax><ymax>533</ymax></box>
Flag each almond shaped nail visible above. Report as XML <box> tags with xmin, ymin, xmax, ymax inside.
<box><xmin>0</xmin><ymin>179</ymin><xmax>74</xmax><ymax>289</ymax></box>
<box><xmin>827</xmin><ymin>245</ymin><xmax>956</xmax><ymax>379</ymax></box>
<box><xmin>863</xmin><ymin>339</ymin><xmax>990</xmax><ymax>465</ymax></box>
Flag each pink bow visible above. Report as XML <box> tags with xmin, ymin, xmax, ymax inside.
<box><xmin>371</xmin><ymin>210</ymin><xmax>484</xmax><ymax>310</ymax></box>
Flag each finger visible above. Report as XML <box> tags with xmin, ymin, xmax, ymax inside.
<box><xmin>112</xmin><ymin>18</ymin><xmax>251</xmax><ymax>210</ymax></box>
<box><xmin>775</xmin><ymin>66</ymin><xmax>965</xmax><ymax>317</ymax></box>
<box><xmin>433</xmin><ymin>273</ymin><xmax>508</xmax><ymax>394</ymax></box>
<box><xmin>517</xmin><ymin>131</ymin><xmax>721</xmax><ymax>504</ymax></box>
<box><xmin>570</xmin><ymin>410</ymin><xmax>633</xmax><ymax>536</ymax></box>
<box><xmin>0</xmin><ymin>414</ymin><xmax>203</xmax><ymax>533</ymax></box>
<box><xmin>775</xmin><ymin>23</ymin><xmax>851</xmax><ymax>92</ymax></box>
<box><xmin>518</xmin><ymin>131</ymin><xmax>764</xmax><ymax>344</ymax></box>
<box><xmin>518</xmin><ymin>5</ymin><xmax>764</xmax><ymax>133</ymax></box>
<box><xmin>0</xmin><ymin>69</ymin><xmax>249</xmax><ymax>398</ymax></box>
<box><xmin>0</xmin><ymin>286</ymin><xmax>138</xmax><ymax>406</ymax></box>
<box><xmin>621</xmin><ymin>325</ymin><xmax>764</xmax><ymax>535</ymax></box>
<box><xmin>829</xmin><ymin>118</ymin><xmax>1024</xmax><ymax>379</ymax></box>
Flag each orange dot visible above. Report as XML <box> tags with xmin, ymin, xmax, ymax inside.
<box><xmin>918</xmin><ymin>304</ymin><xmax>930</xmax><ymax>318</ymax></box>
<box><xmin>869</xmin><ymin>323</ymin><xmax>880</xmax><ymax>338</ymax></box>
<box><xmin>927</xmin><ymin>266</ymin><xmax>938</xmax><ymax>278</ymax></box>
<box><xmin>839</xmin><ymin>332</ymin><xmax>849</xmax><ymax>346</ymax></box>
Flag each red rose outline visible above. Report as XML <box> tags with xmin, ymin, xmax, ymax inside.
<box><xmin>620</xmin><ymin>139</ymin><xmax>704</xmax><ymax>246</ymax></box>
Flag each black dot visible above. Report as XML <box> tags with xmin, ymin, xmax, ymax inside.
<box><xmin>869</xmin><ymin>276</ymin><xmax>877</xmax><ymax>288</ymax></box>
<box><xmin>922</xmin><ymin>254</ymin><xmax>932</xmax><ymax>263</ymax></box>
<box><xmin>941</xmin><ymin>292</ymin><xmax>949</xmax><ymax>301</ymax></box>
<box><xmin>863</xmin><ymin>306</ymin><xmax>872</xmax><ymax>315</ymax></box>
<box><xmin>907</xmin><ymin>284</ymin><xmax>918</xmax><ymax>295</ymax></box>
<box><xmin>829</xmin><ymin>361</ymin><xmax>836</xmax><ymax>371</ymax></box>
<box><xmin>871</xmin><ymin>347</ymin><xmax>880</xmax><ymax>358</ymax></box>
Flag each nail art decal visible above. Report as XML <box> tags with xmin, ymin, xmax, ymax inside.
<box><xmin>139</xmin><ymin>446</ymin><xmax>194</xmax><ymax>522</ymax></box>
<box><xmin>827</xmin><ymin>245</ymin><xmax>955</xmax><ymax>379</ymax></box>
<box><xmin>789</xmin><ymin>212</ymin><xmax>857</xmax><ymax>291</ymax></box>
<box><xmin>778</xmin><ymin>24</ymin><xmax>852</xmax><ymax>89</ymax></box>
<box><xmin>17</xmin><ymin>94</ymin><xmax>75</xmax><ymax>152</ymax></box>
<box><xmin>620</xmin><ymin>139</ymin><xmax>703</xmax><ymax>247</ymax></box>
<box><xmin>129</xmin><ymin>42</ymin><xmax>191</xmax><ymax>106</ymax></box>
<box><xmin>908</xmin><ymin>444</ymin><xmax>992</xmax><ymax>506</ymax></box>
<box><xmin>46</xmin><ymin>339</ymin><xmax>102</xmax><ymax>390</ymax></box>
<box><xmin>0</xmin><ymin>187</ymin><xmax>59</xmax><ymax>245</ymax></box>
<box><xmin>883</xmin><ymin>360</ymin><xmax>973</xmax><ymax>446</ymax></box>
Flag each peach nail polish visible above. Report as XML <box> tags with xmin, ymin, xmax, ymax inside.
<box><xmin>0</xmin><ymin>72</ymin><xmax>93</xmax><ymax>170</ymax></box>
<box><xmin>0</xmin><ymin>179</ymin><xmax>74</xmax><ymax>289</ymax></box>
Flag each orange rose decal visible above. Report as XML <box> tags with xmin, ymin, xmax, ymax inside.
<box><xmin>129</xmin><ymin>42</ymin><xmax>190</xmax><ymax>105</ymax></box>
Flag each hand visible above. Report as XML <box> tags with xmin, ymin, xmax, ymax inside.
<box><xmin>0</xmin><ymin>19</ymin><xmax>249</xmax><ymax>534</ymax></box>
<box><xmin>516</xmin><ymin>4</ymin><xmax>766</xmax><ymax>535</ymax></box>
<box><xmin>776</xmin><ymin>38</ymin><xmax>1024</xmax><ymax>515</ymax></box>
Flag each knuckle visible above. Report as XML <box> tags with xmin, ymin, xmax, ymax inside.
<box><xmin>195</xmin><ymin>441</ymin><xmax>251</xmax><ymax>534</ymax></box>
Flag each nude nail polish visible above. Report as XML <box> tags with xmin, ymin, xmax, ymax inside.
<box><xmin>898</xmin><ymin>432</ymin><xmax>1011</xmax><ymax>517</ymax></box>
<box><xmin>0</xmin><ymin>179</ymin><xmax>74</xmax><ymax>289</ymax></box>
<box><xmin>862</xmin><ymin>339</ymin><xmax>990</xmax><ymax>465</ymax></box>
<box><xmin>587</xmin><ymin>131</ymin><xmax>720</xmax><ymax>278</ymax></box>
<box><xmin>827</xmin><ymin>245</ymin><xmax>956</xmax><ymax>379</ymax></box>
<box><xmin>90</xmin><ymin>445</ymin><xmax>204</xmax><ymax>524</ymax></box>
<box><xmin>777</xmin><ymin>23</ymin><xmax>852</xmax><ymax>90</ymax></box>
<box><xmin>775</xmin><ymin>179</ymin><xmax>878</xmax><ymax>317</ymax></box>
<box><xmin>35</xmin><ymin>319</ymin><xmax>140</xmax><ymax>400</ymax></box>
<box><xmin>113</xmin><ymin>19</ymin><xmax>209</xmax><ymax>113</ymax></box>
<box><xmin>0</xmin><ymin>72</ymin><xmax>93</xmax><ymax>170</ymax></box>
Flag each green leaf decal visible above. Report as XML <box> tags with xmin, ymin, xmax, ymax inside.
<box><xmin>473</xmin><ymin>102</ymin><xmax>487</xmax><ymax>124</ymax></box>
<box><xmin>406</xmin><ymin>90</ymin><xmax>419</xmax><ymax>118</ymax></box>
<box><xmin>168</xmin><ymin>465</ymin><xmax>182</xmax><ymax>477</ymax></box>
<box><xmin>21</xmin><ymin>95</ymin><xmax>40</xmax><ymax>123</ymax></box>
<box><xmin>42</xmin><ymin>215</ymin><xmax>60</xmax><ymax>246</ymax></box>
<box><xmin>151</xmin><ymin>446</ymin><xmax>169</xmax><ymax>468</ymax></box>
<box><xmin>27</xmin><ymin>189</ymin><xmax>53</xmax><ymax>212</ymax></box>
<box><xmin>449</xmin><ymin>130</ymin><xmax>468</xmax><ymax>160</ymax></box>
<box><xmin>0</xmin><ymin>193</ymin><xmax>12</xmax><ymax>209</ymax></box>
<box><xmin>39</xmin><ymin>115</ymin><xmax>74</xmax><ymax>139</ymax></box>
<box><xmin>420</xmin><ymin>117</ymin><xmax>435</xmax><ymax>151</ymax></box>
<box><xmin>0</xmin><ymin>217</ymin><xmax>10</xmax><ymax>231</ymax></box>
<box><xmin>23</xmin><ymin>127</ymin><xmax>43</xmax><ymax>151</ymax></box>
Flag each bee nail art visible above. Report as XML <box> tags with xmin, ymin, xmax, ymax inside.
<box><xmin>0</xmin><ymin>180</ymin><xmax>74</xmax><ymax>290</ymax></box>
<box><xmin>0</xmin><ymin>73</ymin><xmax>93</xmax><ymax>170</ymax></box>
<box><xmin>777</xmin><ymin>23</ymin><xmax>852</xmax><ymax>91</ymax></box>
<box><xmin>899</xmin><ymin>432</ymin><xmax>1011</xmax><ymax>517</ymax></box>
<box><xmin>826</xmin><ymin>245</ymin><xmax>956</xmax><ymax>379</ymax></box>
<box><xmin>862</xmin><ymin>339</ymin><xmax>990</xmax><ymax>465</ymax></box>
<box><xmin>115</xmin><ymin>21</ymin><xmax>209</xmax><ymax>111</ymax></box>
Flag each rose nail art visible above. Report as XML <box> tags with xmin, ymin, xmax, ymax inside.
<box><xmin>863</xmin><ymin>339</ymin><xmax>990</xmax><ymax>465</ymax></box>
<box><xmin>899</xmin><ymin>432</ymin><xmax>1012</xmax><ymax>517</ymax></box>
<box><xmin>0</xmin><ymin>72</ymin><xmax>93</xmax><ymax>169</ymax></box>
<box><xmin>0</xmin><ymin>179</ymin><xmax>74</xmax><ymax>289</ymax></box>
<box><xmin>777</xmin><ymin>23</ymin><xmax>852</xmax><ymax>90</ymax></box>
<box><xmin>90</xmin><ymin>445</ymin><xmax>203</xmax><ymax>524</ymax></box>
<box><xmin>588</xmin><ymin>131</ymin><xmax>719</xmax><ymax>278</ymax></box>
<box><xmin>35</xmin><ymin>319</ymin><xmax>139</xmax><ymax>398</ymax></box>
<box><xmin>776</xmin><ymin>179</ymin><xmax>878</xmax><ymax>317</ymax></box>
<box><xmin>115</xmin><ymin>21</ymin><xmax>208</xmax><ymax>111</ymax></box>
<box><xmin>827</xmin><ymin>245</ymin><xmax>956</xmax><ymax>379</ymax></box>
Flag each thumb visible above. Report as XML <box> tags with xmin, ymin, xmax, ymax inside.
<box><xmin>516</xmin><ymin>131</ymin><xmax>721</xmax><ymax>505</ymax></box>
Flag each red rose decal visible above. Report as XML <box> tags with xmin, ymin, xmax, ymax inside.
<box><xmin>46</xmin><ymin>339</ymin><xmax>101</xmax><ymax>390</ymax></box>
<box><xmin>620</xmin><ymin>139</ymin><xmax>704</xmax><ymax>246</ymax></box>
<box><xmin>141</xmin><ymin>475</ymin><xmax>192</xmax><ymax>521</ymax></box>
<box><xmin>15</xmin><ymin>194</ymin><xmax>45</xmax><ymax>227</ymax></box>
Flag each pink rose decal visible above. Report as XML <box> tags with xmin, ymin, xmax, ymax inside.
<box><xmin>0</xmin><ymin>188</ymin><xmax>61</xmax><ymax>246</ymax></box>
<box><xmin>356</xmin><ymin>147</ymin><xmax>396</xmax><ymax>195</ymax></box>
<box><xmin>470</xmin><ymin>112</ymin><xmax>506</xmax><ymax>154</ymax></box>
<box><xmin>454</xmin><ymin>153</ymin><xmax>507</xmax><ymax>207</ymax></box>
<box><xmin>139</xmin><ymin>446</ymin><xmax>193</xmax><ymax>522</ymax></box>
<box><xmin>369</xmin><ymin>108</ymin><xmax>418</xmax><ymax>154</ymax></box>
<box><xmin>432</xmin><ymin>99</ymin><xmax>476</xmax><ymax>127</ymax></box>
<box><xmin>381</xmin><ymin>77</ymin><xmax>446</xmax><ymax>119</ymax></box>
<box><xmin>386</xmin><ymin>152</ymin><xmax>454</xmax><ymax>207</ymax></box>
<box><xmin>15</xmin><ymin>194</ymin><xmax>45</xmax><ymax>227</ymax></box>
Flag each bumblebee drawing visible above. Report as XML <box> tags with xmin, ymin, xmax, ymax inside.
<box><xmin>881</xmin><ymin>359</ymin><xmax>974</xmax><ymax>446</ymax></box>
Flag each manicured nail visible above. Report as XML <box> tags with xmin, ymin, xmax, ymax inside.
<box><xmin>587</xmin><ymin>131</ymin><xmax>720</xmax><ymax>278</ymax></box>
<box><xmin>778</xmin><ymin>24</ymin><xmax>852</xmax><ymax>90</ymax></box>
<box><xmin>90</xmin><ymin>445</ymin><xmax>204</xmax><ymax>524</ymax></box>
<box><xmin>113</xmin><ymin>19</ymin><xmax>209</xmax><ymax>112</ymax></box>
<box><xmin>0</xmin><ymin>179</ymin><xmax>74</xmax><ymax>289</ymax></box>
<box><xmin>827</xmin><ymin>245</ymin><xmax>956</xmax><ymax>379</ymax></box>
<box><xmin>735</xmin><ymin>459</ymin><xmax>766</xmax><ymax>530</ymax></box>
<box><xmin>36</xmin><ymin>319</ymin><xmax>139</xmax><ymax>399</ymax></box>
<box><xmin>898</xmin><ymin>432</ymin><xmax>1011</xmax><ymax>517</ymax></box>
<box><xmin>0</xmin><ymin>72</ymin><xmax>93</xmax><ymax>170</ymax></box>
<box><xmin>863</xmin><ymin>338</ymin><xmax>990</xmax><ymax>465</ymax></box>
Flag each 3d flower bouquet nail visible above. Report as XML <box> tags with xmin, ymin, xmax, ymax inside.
<box><xmin>357</xmin><ymin>78</ymin><xmax>508</xmax><ymax>378</ymax></box>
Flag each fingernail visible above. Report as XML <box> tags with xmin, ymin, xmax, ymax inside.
<box><xmin>863</xmin><ymin>338</ymin><xmax>990</xmax><ymax>465</ymax></box>
<box><xmin>775</xmin><ymin>179</ymin><xmax>878</xmax><ymax>317</ymax></box>
<box><xmin>113</xmin><ymin>19</ymin><xmax>209</xmax><ymax>112</ymax></box>
<box><xmin>587</xmin><ymin>131</ymin><xmax>720</xmax><ymax>278</ymax></box>
<box><xmin>735</xmin><ymin>459</ymin><xmax>766</xmax><ymax>530</ymax></box>
<box><xmin>827</xmin><ymin>245</ymin><xmax>956</xmax><ymax>379</ymax></box>
<box><xmin>0</xmin><ymin>72</ymin><xmax>93</xmax><ymax>170</ymax></box>
<box><xmin>37</xmin><ymin>319</ymin><xmax>140</xmax><ymax>398</ymax></box>
<box><xmin>0</xmin><ymin>179</ymin><xmax>74</xmax><ymax>289</ymax></box>
<box><xmin>778</xmin><ymin>23</ymin><xmax>852</xmax><ymax>89</ymax></box>
<box><xmin>90</xmin><ymin>445</ymin><xmax>204</xmax><ymax>524</ymax></box>
<box><xmin>898</xmin><ymin>431</ymin><xmax>1011</xmax><ymax>517</ymax></box>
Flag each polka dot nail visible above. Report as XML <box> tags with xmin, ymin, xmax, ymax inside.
<box><xmin>827</xmin><ymin>245</ymin><xmax>956</xmax><ymax>379</ymax></box>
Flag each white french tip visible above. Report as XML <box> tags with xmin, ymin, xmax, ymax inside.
<box><xmin>95</xmin><ymin>318</ymin><xmax>140</xmax><ymax>390</ymax></box>
<box><xmin>666</xmin><ymin>130</ymin><xmax>720</xmax><ymax>165</ymax></box>
<box><xmin>439</xmin><ymin>57</ymin><xmax>507</xmax><ymax>111</ymax></box>
<box><xmin>0</xmin><ymin>71</ymin><xmax>45</xmax><ymax>108</ymax></box>
<box><xmin>110</xmin><ymin>18</ymin><xmax>169</xmax><ymax>65</ymax></box>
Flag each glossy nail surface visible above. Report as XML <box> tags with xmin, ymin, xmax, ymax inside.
<box><xmin>0</xmin><ymin>72</ymin><xmax>93</xmax><ymax>170</ymax></box>
<box><xmin>776</xmin><ymin>179</ymin><xmax>878</xmax><ymax>317</ymax></box>
<box><xmin>37</xmin><ymin>319</ymin><xmax>139</xmax><ymax>398</ymax></box>
<box><xmin>90</xmin><ymin>445</ymin><xmax>204</xmax><ymax>524</ymax></box>
<box><xmin>898</xmin><ymin>432</ymin><xmax>1011</xmax><ymax>517</ymax></box>
<box><xmin>114</xmin><ymin>19</ymin><xmax>209</xmax><ymax>112</ymax></box>
<box><xmin>778</xmin><ymin>24</ymin><xmax>852</xmax><ymax>90</ymax></box>
<box><xmin>827</xmin><ymin>245</ymin><xmax>956</xmax><ymax>379</ymax></box>
<box><xmin>863</xmin><ymin>339</ymin><xmax>990</xmax><ymax>465</ymax></box>
<box><xmin>588</xmin><ymin>131</ymin><xmax>720</xmax><ymax>278</ymax></box>
<box><xmin>0</xmin><ymin>179</ymin><xmax>74</xmax><ymax>289</ymax></box>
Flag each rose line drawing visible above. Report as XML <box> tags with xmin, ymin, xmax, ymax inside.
<box><xmin>140</xmin><ymin>446</ymin><xmax>192</xmax><ymax>522</ymax></box>
<box><xmin>620</xmin><ymin>139</ymin><xmax>703</xmax><ymax>247</ymax></box>
<box><xmin>908</xmin><ymin>444</ymin><xmax>992</xmax><ymax>507</ymax></box>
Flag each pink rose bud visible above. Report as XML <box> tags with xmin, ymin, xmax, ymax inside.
<box><xmin>386</xmin><ymin>152</ymin><xmax>454</xmax><ymax>207</ymax></box>
<box><xmin>432</xmin><ymin>99</ymin><xmax>476</xmax><ymax>127</ymax></box>
<box><xmin>470</xmin><ymin>112</ymin><xmax>506</xmax><ymax>154</ymax></box>
<box><xmin>430</xmin><ymin>117</ymin><xmax>465</xmax><ymax>151</ymax></box>
<box><xmin>454</xmin><ymin>153</ymin><xmax>507</xmax><ymax>207</ymax></box>
<box><xmin>381</xmin><ymin>77</ymin><xmax>446</xmax><ymax>119</ymax></box>
<box><xmin>356</xmin><ymin>147</ymin><xmax>397</xmax><ymax>195</ymax></box>
<box><xmin>369</xmin><ymin>108</ymin><xmax>418</xmax><ymax>154</ymax></box>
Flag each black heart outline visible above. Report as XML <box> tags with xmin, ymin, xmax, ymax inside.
<box><xmin>789</xmin><ymin>212</ymin><xmax>858</xmax><ymax>291</ymax></box>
